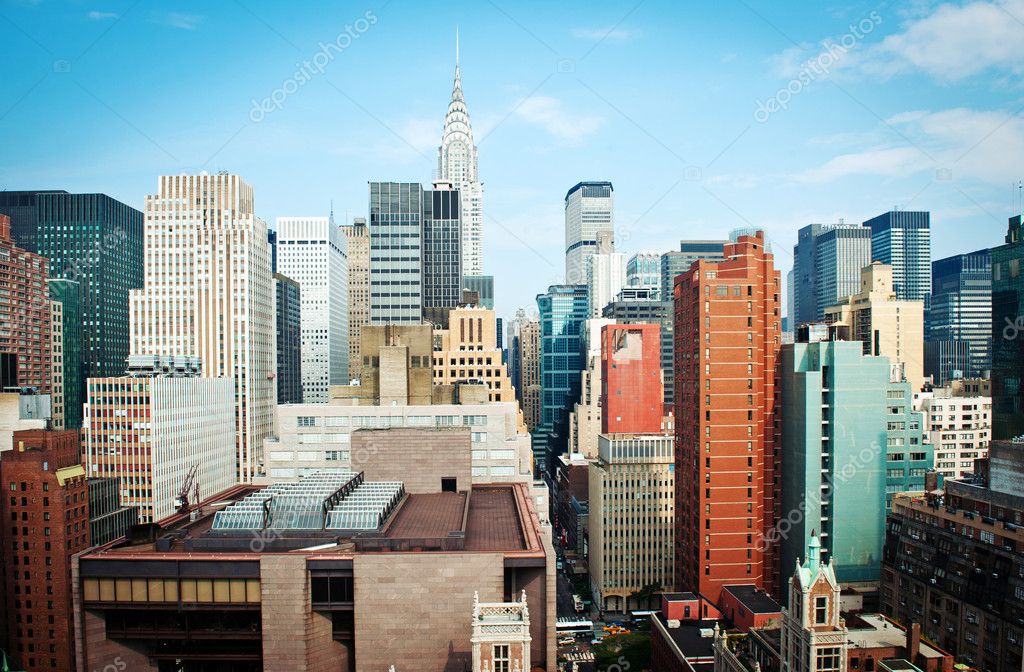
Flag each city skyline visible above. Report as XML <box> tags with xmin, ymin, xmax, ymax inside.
<box><xmin>4</xmin><ymin>0</ymin><xmax>1023</xmax><ymax>321</ymax></box>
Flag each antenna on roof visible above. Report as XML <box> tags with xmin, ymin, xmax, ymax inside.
<box><xmin>329</xmin><ymin>199</ymin><xmax>335</xmax><ymax>226</ymax></box>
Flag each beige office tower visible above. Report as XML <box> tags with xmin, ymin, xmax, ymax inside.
<box><xmin>49</xmin><ymin>300</ymin><xmax>65</xmax><ymax>430</ymax></box>
<box><xmin>518</xmin><ymin>320</ymin><xmax>542</xmax><ymax>432</ymax></box>
<box><xmin>588</xmin><ymin>433</ymin><xmax>675</xmax><ymax>612</ymax></box>
<box><xmin>433</xmin><ymin>306</ymin><xmax>516</xmax><ymax>403</ymax></box>
<box><xmin>825</xmin><ymin>262</ymin><xmax>925</xmax><ymax>391</ymax></box>
<box><xmin>130</xmin><ymin>172</ymin><xmax>276</xmax><ymax>482</ymax></box>
<box><xmin>341</xmin><ymin>217</ymin><xmax>370</xmax><ymax>382</ymax></box>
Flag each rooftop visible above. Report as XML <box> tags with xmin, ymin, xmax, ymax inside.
<box><xmin>83</xmin><ymin>475</ymin><xmax>543</xmax><ymax>560</ymax></box>
<box><xmin>845</xmin><ymin>614</ymin><xmax>947</xmax><ymax>660</ymax></box>
<box><xmin>722</xmin><ymin>584</ymin><xmax>782</xmax><ymax>615</ymax></box>
<box><xmin>653</xmin><ymin>614</ymin><xmax>720</xmax><ymax>662</ymax></box>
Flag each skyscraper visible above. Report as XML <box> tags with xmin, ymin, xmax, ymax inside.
<box><xmin>438</xmin><ymin>37</ymin><xmax>483</xmax><ymax>278</ymax></box>
<box><xmin>865</xmin><ymin>210</ymin><xmax>932</xmax><ymax>301</ymax></box>
<box><xmin>928</xmin><ymin>248</ymin><xmax>992</xmax><ymax>382</ymax></box>
<box><xmin>564</xmin><ymin>181</ymin><xmax>613</xmax><ymax>285</ymax></box>
<box><xmin>0</xmin><ymin>214</ymin><xmax>51</xmax><ymax>392</ymax></box>
<box><xmin>674</xmin><ymin>231</ymin><xmax>781</xmax><ymax>605</ymax></box>
<box><xmin>30</xmin><ymin>193</ymin><xmax>143</xmax><ymax>381</ymax></box>
<box><xmin>422</xmin><ymin>181</ymin><xmax>463</xmax><ymax>321</ymax></box>
<box><xmin>991</xmin><ymin>214</ymin><xmax>1024</xmax><ymax>440</ymax></box>
<box><xmin>48</xmin><ymin>279</ymin><xmax>82</xmax><ymax>429</ymax></box>
<box><xmin>341</xmin><ymin>217</ymin><xmax>370</xmax><ymax>381</ymax></box>
<box><xmin>779</xmin><ymin>339</ymin><xmax>889</xmax><ymax>591</ymax></box>
<box><xmin>130</xmin><ymin>173</ymin><xmax>275</xmax><ymax>482</ymax></box>
<box><xmin>824</xmin><ymin>262</ymin><xmax>925</xmax><ymax>392</ymax></box>
<box><xmin>274</xmin><ymin>273</ymin><xmax>302</xmax><ymax>404</ymax></box>
<box><xmin>660</xmin><ymin>240</ymin><xmax>727</xmax><ymax>300</ymax></box>
<box><xmin>0</xmin><ymin>193</ymin><xmax>143</xmax><ymax>391</ymax></box>
<box><xmin>586</xmin><ymin>231</ymin><xmax>626</xmax><ymax>317</ymax></box>
<box><xmin>791</xmin><ymin>223</ymin><xmax>872</xmax><ymax>326</ymax></box>
<box><xmin>369</xmin><ymin>182</ymin><xmax>424</xmax><ymax>325</ymax></box>
<box><xmin>276</xmin><ymin>216</ymin><xmax>349</xmax><ymax>401</ymax></box>
<box><xmin>536</xmin><ymin>284</ymin><xmax>588</xmax><ymax>473</ymax></box>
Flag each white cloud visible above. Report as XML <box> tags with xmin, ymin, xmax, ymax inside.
<box><xmin>570</xmin><ymin>27</ymin><xmax>641</xmax><ymax>41</ymax></box>
<box><xmin>513</xmin><ymin>95</ymin><xmax>604</xmax><ymax>142</ymax></box>
<box><xmin>161</xmin><ymin>13</ymin><xmax>203</xmax><ymax>30</ymax></box>
<box><xmin>856</xmin><ymin>0</ymin><xmax>1024</xmax><ymax>81</ymax></box>
<box><xmin>87</xmin><ymin>10</ymin><xmax>118</xmax><ymax>20</ymax></box>
<box><xmin>796</xmin><ymin>106</ymin><xmax>1024</xmax><ymax>183</ymax></box>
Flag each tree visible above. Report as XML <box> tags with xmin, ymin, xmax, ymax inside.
<box><xmin>593</xmin><ymin>633</ymin><xmax>651</xmax><ymax>671</ymax></box>
<box><xmin>627</xmin><ymin>582</ymin><xmax>664</xmax><ymax>610</ymax></box>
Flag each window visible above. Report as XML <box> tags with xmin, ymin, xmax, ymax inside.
<box><xmin>493</xmin><ymin>645</ymin><xmax>510</xmax><ymax>672</ymax></box>
<box><xmin>815</xmin><ymin>596</ymin><xmax>828</xmax><ymax>624</ymax></box>
<box><xmin>816</xmin><ymin>647</ymin><xmax>841</xmax><ymax>672</ymax></box>
<box><xmin>297</xmin><ymin>416</ymin><xmax>316</xmax><ymax>427</ymax></box>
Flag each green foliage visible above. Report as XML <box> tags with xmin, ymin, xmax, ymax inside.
<box><xmin>593</xmin><ymin>633</ymin><xmax>651</xmax><ymax>672</ymax></box>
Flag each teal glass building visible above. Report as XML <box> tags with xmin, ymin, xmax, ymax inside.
<box><xmin>992</xmin><ymin>214</ymin><xmax>1024</xmax><ymax>440</ymax></box>
<box><xmin>32</xmin><ymin>193</ymin><xmax>143</xmax><ymax>380</ymax></box>
<box><xmin>535</xmin><ymin>284</ymin><xmax>588</xmax><ymax>475</ymax></box>
<box><xmin>48</xmin><ymin>279</ymin><xmax>83</xmax><ymax>429</ymax></box>
<box><xmin>779</xmin><ymin>340</ymin><xmax>889</xmax><ymax>591</ymax></box>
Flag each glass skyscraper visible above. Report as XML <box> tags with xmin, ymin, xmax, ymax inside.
<box><xmin>992</xmin><ymin>214</ymin><xmax>1024</xmax><ymax>440</ymax></box>
<box><xmin>368</xmin><ymin>182</ymin><xmax>424</xmax><ymax>324</ymax></box>
<box><xmin>422</xmin><ymin>184</ymin><xmax>462</xmax><ymax>314</ymax></box>
<box><xmin>0</xmin><ymin>192</ymin><xmax>144</xmax><ymax>382</ymax></box>
<box><xmin>865</xmin><ymin>210</ymin><xmax>932</xmax><ymax>301</ymax></box>
<box><xmin>274</xmin><ymin>273</ymin><xmax>302</xmax><ymax>404</ymax></box>
<box><xmin>48</xmin><ymin>279</ymin><xmax>82</xmax><ymax>429</ymax></box>
<box><xmin>927</xmin><ymin>249</ymin><xmax>991</xmax><ymax>382</ymax></box>
<box><xmin>790</xmin><ymin>222</ymin><xmax>871</xmax><ymax>326</ymax></box>
<box><xmin>535</xmin><ymin>284</ymin><xmax>588</xmax><ymax>474</ymax></box>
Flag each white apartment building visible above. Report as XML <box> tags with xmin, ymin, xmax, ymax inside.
<box><xmin>84</xmin><ymin>362</ymin><xmax>236</xmax><ymax>522</ymax></box>
<box><xmin>276</xmin><ymin>216</ymin><xmax>349</xmax><ymax>402</ymax></box>
<box><xmin>130</xmin><ymin>172</ymin><xmax>276</xmax><ymax>482</ymax></box>
<box><xmin>914</xmin><ymin>387</ymin><xmax>992</xmax><ymax>480</ymax></box>
<box><xmin>50</xmin><ymin>299</ymin><xmax>65</xmax><ymax>430</ymax></box>
<box><xmin>264</xmin><ymin>401</ymin><xmax>533</xmax><ymax>486</ymax></box>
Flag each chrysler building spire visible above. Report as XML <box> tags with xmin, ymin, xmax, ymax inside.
<box><xmin>439</xmin><ymin>30</ymin><xmax>484</xmax><ymax>277</ymax></box>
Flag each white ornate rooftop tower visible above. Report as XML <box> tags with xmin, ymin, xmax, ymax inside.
<box><xmin>779</xmin><ymin>531</ymin><xmax>849</xmax><ymax>672</ymax></box>
<box><xmin>471</xmin><ymin>591</ymin><xmax>531</xmax><ymax>672</ymax></box>
<box><xmin>439</xmin><ymin>30</ymin><xmax>484</xmax><ymax>278</ymax></box>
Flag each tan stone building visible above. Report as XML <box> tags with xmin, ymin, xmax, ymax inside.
<box><xmin>825</xmin><ymin>262</ymin><xmax>925</xmax><ymax>391</ymax></box>
<box><xmin>588</xmin><ymin>433</ymin><xmax>675</xmax><ymax>612</ymax></box>
<box><xmin>333</xmin><ymin>323</ymin><xmax>435</xmax><ymax>406</ymax></box>
<box><xmin>568</xmin><ymin>319</ymin><xmax>613</xmax><ymax>459</ymax></box>
<box><xmin>341</xmin><ymin>217</ymin><xmax>369</xmax><ymax>382</ymax></box>
<box><xmin>433</xmin><ymin>306</ymin><xmax>517</xmax><ymax>403</ymax></box>
<box><xmin>73</xmin><ymin>465</ymin><xmax>556</xmax><ymax>671</ymax></box>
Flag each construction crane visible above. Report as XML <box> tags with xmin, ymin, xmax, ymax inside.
<box><xmin>174</xmin><ymin>464</ymin><xmax>200</xmax><ymax>514</ymax></box>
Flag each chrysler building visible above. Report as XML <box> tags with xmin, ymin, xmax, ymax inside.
<box><xmin>438</xmin><ymin>32</ymin><xmax>484</xmax><ymax>278</ymax></box>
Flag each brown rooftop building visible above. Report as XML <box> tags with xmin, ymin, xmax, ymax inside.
<box><xmin>72</xmin><ymin>467</ymin><xmax>556</xmax><ymax>671</ymax></box>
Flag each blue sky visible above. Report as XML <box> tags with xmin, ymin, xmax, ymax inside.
<box><xmin>2</xmin><ymin>0</ymin><xmax>1023</xmax><ymax>323</ymax></box>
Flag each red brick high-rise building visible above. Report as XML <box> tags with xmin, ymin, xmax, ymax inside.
<box><xmin>673</xmin><ymin>231</ymin><xmax>781</xmax><ymax>605</ymax></box>
<box><xmin>0</xmin><ymin>214</ymin><xmax>51</xmax><ymax>391</ymax></box>
<box><xmin>1</xmin><ymin>429</ymin><xmax>89</xmax><ymax>671</ymax></box>
<box><xmin>600</xmin><ymin>323</ymin><xmax>664</xmax><ymax>434</ymax></box>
